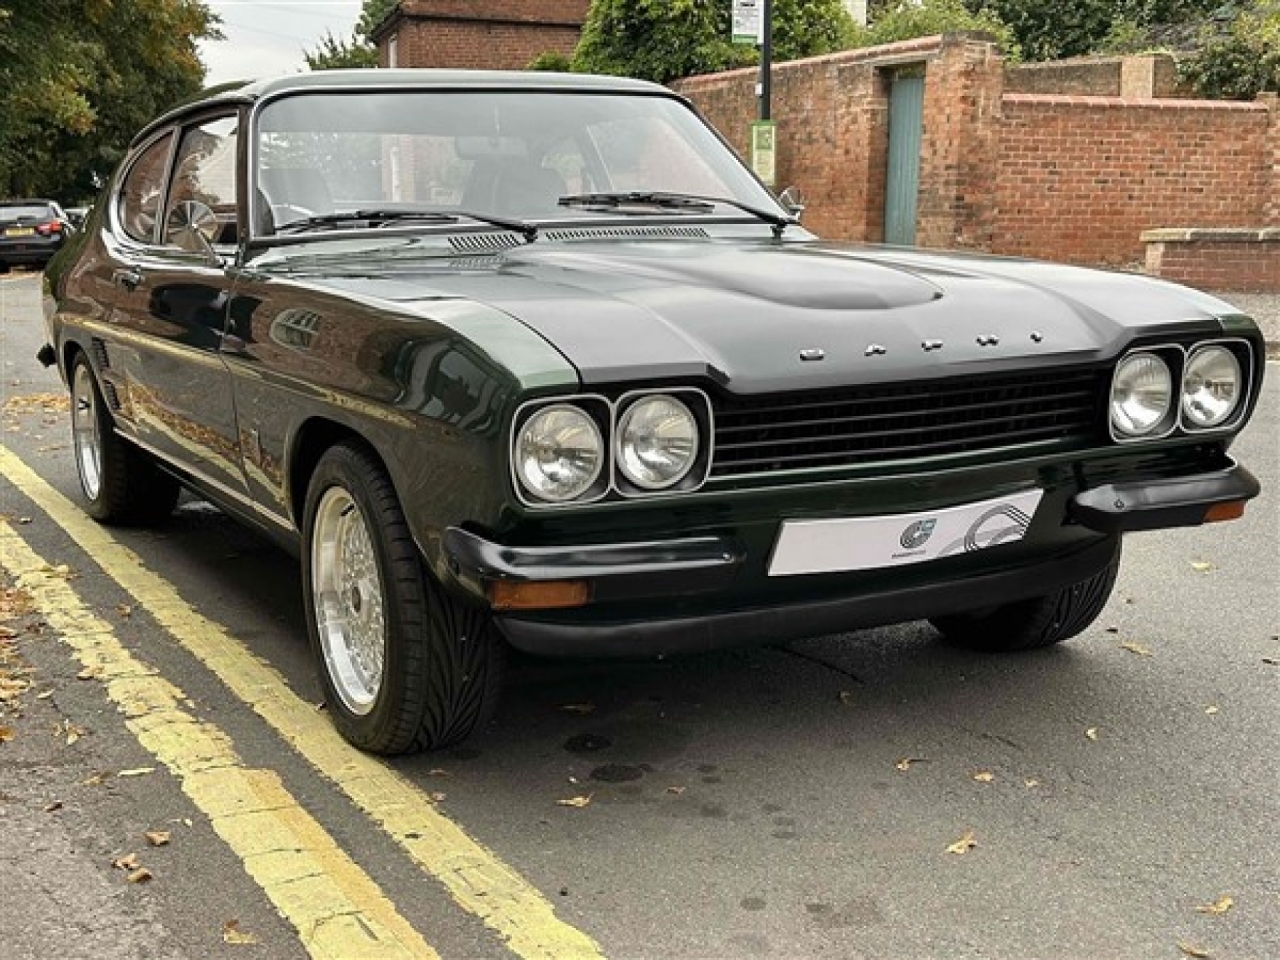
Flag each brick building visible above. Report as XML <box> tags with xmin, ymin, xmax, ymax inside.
<box><xmin>371</xmin><ymin>0</ymin><xmax>589</xmax><ymax>71</ymax></box>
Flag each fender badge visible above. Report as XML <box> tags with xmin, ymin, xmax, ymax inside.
<box><xmin>1030</xmin><ymin>331</ymin><xmax>1045</xmax><ymax>343</ymax></box>
<box><xmin>865</xmin><ymin>344</ymin><xmax>887</xmax><ymax>357</ymax></box>
<box><xmin>976</xmin><ymin>334</ymin><xmax>1000</xmax><ymax>347</ymax></box>
<box><xmin>799</xmin><ymin>348</ymin><xmax>826</xmax><ymax>362</ymax></box>
<box><xmin>922</xmin><ymin>339</ymin><xmax>944</xmax><ymax>352</ymax></box>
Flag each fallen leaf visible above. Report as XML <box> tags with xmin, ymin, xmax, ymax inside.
<box><xmin>222</xmin><ymin>920</ymin><xmax>259</xmax><ymax>945</ymax></box>
<box><xmin>81</xmin><ymin>772</ymin><xmax>111</xmax><ymax>786</ymax></box>
<box><xmin>973</xmin><ymin>771</ymin><xmax>995</xmax><ymax>783</ymax></box>
<box><xmin>427</xmin><ymin>768</ymin><xmax>451</xmax><ymax>777</ymax></box>
<box><xmin>115</xmin><ymin>604</ymin><xmax>133</xmax><ymax>618</ymax></box>
<box><xmin>76</xmin><ymin>666</ymin><xmax>102</xmax><ymax>681</ymax></box>
<box><xmin>839</xmin><ymin>690</ymin><xmax>855</xmax><ymax>705</ymax></box>
<box><xmin>145</xmin><ymin>831</ymin><xmax>170</xmax><ymax>847</ymax></box>
<box><xmin>1263</xmin><ymin>658</ymin><xmax>1278</xmax><ymax>667</ymax></box>
<box><xmin>428</xmin><ymin>792</ymin><xmax>446</xmax><ymax>803</ymax></box>
<box><xmin>112</xmin><ymin>853</ymin><xmax>140</xmax><ymax>871</ymax></box>
<box><xmin>0</xmin><ymin>726</ymin><xmax>13</xmax><ymax>743</ymax></box>
<box><xmin>557</xmin><ymin>794</ymin><xmax>593</xmax><ymax>808</ymax></box>
<box><xmin>35</xmin><ymin>690</ymin><xmax>52</xmax><ymax>700</ymax></box>
<box><xmin>1194</xmin><ymin>895</ymin><xmax>1234</xmax><ymax>916</ymax></box>
<box><xmin>43</xmin><ymin>801</ymin><xmax>63</xmax><ymax>812</ymax></box>
<box><xmin>1024</xmin><ymin>778</ymin><xmax>1041</xmax><ymax>789</ymax></box>
<box><xmin>1085</xmin><ymin>727</ymin><xmax>1099</xmax><ymax>741</ymax></box>
<box><xmin>895</xmin><ymin>757</ymin><xmax>928</xmax><ymax>772</ymax></box>
<box><xmin>1190</xmin><ymin>561</ymin><xmax>1214</xmax><ymax>573</ymax></box>
<box><xmin>1120</xmin><ymin>641</ymin><xmax>1152</xmax><ymax>657</ymax></box>
<box><xmin>946</xmin><ymin>831</ymin><xmax>977</xmax><ymax>855</ymax></box>
<box><xmin>1104</xmin><ymin>625</ymin><xmax>1119</xmax><ymax>634</ymax></box>
<box><xmin>1204</xmin><ymin>705</ymin><xmax>1219</xmax><ymax>716</ymax></box>
<box><xmin>1177</xmin><ymin>942</ymin><xmax>1211</xmax><ymax>958</ymax></box>
<box><xmin>666</xmin><ymin>786</ymin><xmax>686</xmax><ymax>795</ymax></box>
<box><xmin>117</xmin><ymin>767</ymin><xmax>155</xmax><ymax>778</ymax></box>
<box><xmin>57</xmin><ymin>720</ymin><xmax>86</xmax><ymax>745</ymax></box>
<box><xmin>558</xmin><ymin>702</ymin><xmax>595</xmax><ymax>715</ymax></box>
<box><xmin>126</xmin><ymin>868</ymin><xmax>153</xmax><ymax>884</ymax></box>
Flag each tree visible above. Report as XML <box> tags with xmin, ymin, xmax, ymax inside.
<box><xmin>857</xmin><ymin>0</ymin><xmax>1020</xmax><ymax>59</ymax></box>
<box><xmin>305</xmin><ymin>0</ymin><xmax>397</xmax><ymax>70</ymax></box>
<box><xmin>963</xmin><ymin>0</ymin><xmax>1223</xmax><ymax>61</ymax></box>
<box><xmin>0</xmin><ymin>0</ymin><xmax>220</xmax><ymax>201</ymax></box>
<box><xmin>1181</xmin><ymin>0</ymin><xmax>1280</xmax><ymax>99</ymax></box>
<box><xmin>573</xmin><ymin>0</ymin><xmax>859</xmax><ymax>84</ymax></box>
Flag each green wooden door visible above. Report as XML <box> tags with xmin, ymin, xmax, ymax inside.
<box><xmin>884</xmin><ymin>73</ymin><xmax>925</xmax><ymax>246</ymax></box>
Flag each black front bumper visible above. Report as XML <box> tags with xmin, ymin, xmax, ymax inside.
<box><xmin>440</xmin><ymin>460</ymin><xmax>1259</xmax><ymax>657</ymax></box>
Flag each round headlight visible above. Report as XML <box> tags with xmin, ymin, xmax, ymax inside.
<box><xmin>516</xmin><ymin>404</ymin><xmax>603</xmax><ymax>502</ymax></box>
<box><xmin>617</xmin><ymin>394</ymin><xmax>699</xmax><ymax>490</ymax></box>
<box><xmin>1182</xmin><ymin>345</ymin><xmax>1241</xmax><ymax>429</ymax></box>
<box><xmin>1111</xmin><ymin>352</ymin><xmax>1173</xmax><ymax>438</ymax></box>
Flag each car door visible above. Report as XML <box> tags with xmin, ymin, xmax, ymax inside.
<box><xmin>107</xmin><ymin>112</ymin><xmax>248</xmax><ymax>500</ymax></box>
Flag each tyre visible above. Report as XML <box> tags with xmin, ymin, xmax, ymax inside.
<box><xmin>69</xmin><ymin>352</ymin><xmax>180</xmax><ymax>525</ymax></box>
<box><xmin>302</xmin><ymin>442</ymin><xmax>504</xmax><ymax>754</ymax></box>
<box><xmin>929</xmin><ymin>538</ymin><xmax>1122</xmax><ymax>652</ymax></box>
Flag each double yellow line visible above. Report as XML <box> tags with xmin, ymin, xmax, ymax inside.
<box><xmin>0</xmin><ymin>446</ymin><xmax>605</xmax><ymax>960</ymax></box>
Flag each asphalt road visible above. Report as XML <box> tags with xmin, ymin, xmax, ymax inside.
<box><xmin>2</xmin><ymin>271</ymin><xmax>1277</xmax><ymax>960</ymax></box>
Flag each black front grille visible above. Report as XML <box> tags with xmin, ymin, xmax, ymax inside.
<box><xmin>710</xmin><ymin>368</ymin><xmax>1107</xmax><ymax>478</ymax></box>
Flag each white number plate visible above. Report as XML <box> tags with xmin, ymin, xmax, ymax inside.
<box><xmin>767</xmin><ymin>489</ymin><xmax>1044</xmax><ymax>577</ymax></box>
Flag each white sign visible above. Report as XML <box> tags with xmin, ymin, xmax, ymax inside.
<box><xmin>768</xmin><ymin>489</ymin><xmax>1045</xmax><ymax>576</ymax></box>
<box><xmin>732</xmin><ymin>0</ymin><xmax>763</xmax><ymax>45</ymax></box>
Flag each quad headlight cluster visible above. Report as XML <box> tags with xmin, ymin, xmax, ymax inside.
<box><xmin>512</xmin><ymin>390</ymin><xmax>712</xmax><ymax>505</ymax></box>
<box><xmin>1109</xmin><ymin>341</ymin><xmax>1250</xmax><ymax>441</ymax></box>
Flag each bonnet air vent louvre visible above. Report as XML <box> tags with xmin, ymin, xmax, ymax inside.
<box><xmin>710</xmin><ymin>368</ymin><xmax>1108</xmax><ymax>478</ymax></box>
<box><xmin>542</xmin><ymin>226</ymin><xmax>710</xmax><ymax>242</ymax></box>
<box><xmin>448</xmin><ymin>233</ymin><xmax>524</xmax><ymax>253</ymax></box>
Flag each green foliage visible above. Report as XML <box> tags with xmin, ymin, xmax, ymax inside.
<box><xmin>1180</xmin><ymin>1</ymin><xmax>1280</xmax><ymax>98</ymax></box>
<box><xmin>967</xmin><ymin>0</ymin><xmax>1222</xmax><ymax>61</ymax></box>
<box><xmin>355</xmin><ymin>0</ymin><xmax>400</xmax><ymax>41</ymax></box>
<box><xmin>304</xmin><ymin>30</ymin><xmax>379</xmax><ymax>70</ymax></box>
<box><xmin>0</xmin><ymin>0</ymin><xmax>219</xmax><ymax>201</ymax></box>
<box><xmin>858</xmin><ymin>0</ymin><xmax>1021</xmax><ymax>59</ymax></box>
<box><xmin>573</xmin><ymin>0</ymin><xmax>858</xmax><ymax>84</ymax></box>
<box><xmin>528</xmin><ymin>51</ymin><xmax>575</xmax><ymax>72</ymax></box>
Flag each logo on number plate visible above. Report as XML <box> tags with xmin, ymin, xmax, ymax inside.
<box><xmin>899</xmin><ymin>519</ymin><xmax>937</xmax><ymax>550</ymax></box>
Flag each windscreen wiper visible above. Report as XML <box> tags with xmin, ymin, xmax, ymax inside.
<box><xmin>272</xmin><ymin>207</ymin><xmax>538</xmax><ymax>241</ymax></box>
<box><xmin>557</xmin><ymin>191</ymin><xmax>794</xmax><ymax>237</ymax></box>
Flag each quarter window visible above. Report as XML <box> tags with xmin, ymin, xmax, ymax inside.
<box><xmin>164</xmin><ymin>115</ymin><xmax>240</xmax><ymax>247</ymax></box>
<box><xmin>118</xmin><ymin>133</ymin><xmax>174</xmax><ymax>244</ymax></box>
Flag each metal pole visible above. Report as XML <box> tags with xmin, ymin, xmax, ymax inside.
<box><xmin>759</xmin><ymin>0</ymin><xmax>772</xmax><ymax>121</ymax></box>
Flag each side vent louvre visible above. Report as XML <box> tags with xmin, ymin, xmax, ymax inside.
<box><xmin>448</xmin><ymin>233</ymin><xmax>523</xmax><ymax>253</ymax></box>
<box><xmin>101</xmin><ymin>380</ymin><xmax>123</xmax><ymax>412</ymax></box>
<box><xmin>543</xmin><ymin>226</ymin><xmax>711</xmax><ymax>242</ymax></box>
<box><xmin>90</xmin><ymin>337</ymin><xmax>111</xmax><ymax>369</ymax></box>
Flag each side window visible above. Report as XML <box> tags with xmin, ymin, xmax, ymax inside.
<box><xmin>163</xmin><ymin>114</ymin><xmax>240</xmax><ymax>247</ymax></box>
<box><xmin>118</xmin><ymin>132</ymin><xmax>174</xmax><ymax>244</ymax></box>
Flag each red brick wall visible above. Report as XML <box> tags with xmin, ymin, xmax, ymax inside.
<box><xmin>376</xmin><ymin>0</ymin><xmax>588</xmax><ymax>70</ymax></box>
<box><xmin>997</xmin><ymin>95</ymin><xmax>1273</xmax><ymax>266</ymax></box>
<box><xmin>1144</xmin><ymin>230</ymin><xmax>1280</xmax><ymax>292</ymax></box>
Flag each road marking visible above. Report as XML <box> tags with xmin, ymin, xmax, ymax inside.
<box><xmin>0</xmin><ymin>445</ymin><xmax>607</xmax><ymax>960</ymax></box>
<box><xmin>0</xmin><ymin>521</ymin><xmax>439</xmax><ymax>960</ymax></box>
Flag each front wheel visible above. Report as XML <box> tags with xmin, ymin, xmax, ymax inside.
<box><xmin>302</xmin><ymin>442</ymin><xmax>504</xmax><ymax>754</ymax></box>
<box><xmin>69</xmin><ymin>352</ymin><xmax>180</xmax><ymax>524</ymax></box>
<box><xmin>930</xmin><ymin>538</ymin><xmax>1122</xmax><ymax>652</ymax></box>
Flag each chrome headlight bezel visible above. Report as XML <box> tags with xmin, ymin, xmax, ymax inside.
<box><xmin>613</xmin><ymin>388</ymin><xmax>714</xmax><ymax>498</ymax></box>
<box><xmin>1109</xmin><ymin>349</ymin><xmax>1176</xmax><ymax>441</ymax></box>
<box><xmin>511</xmin><ymin>397</ymin><xmax>610</xmax><ymax>506</ymax></box>
<box><xmin>1181</xmin><ymin>343</ymin><xmax>1244</xmax><ymax>431</ymax></box>
<box><xmin>615</xmin><ymin>393</ymin><xmax>700</xmax><ymax>491</ymax></box>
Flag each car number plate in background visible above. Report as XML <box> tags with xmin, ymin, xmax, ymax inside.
<box><xmin>767</xmin><ymin>488</ymin><xmax>1045</xmax><ymax>577</ymax></box>
<box><xmin>5</xmin><ymin>227</ymin><xmax>35</xmax><ymax>237</ymax></box>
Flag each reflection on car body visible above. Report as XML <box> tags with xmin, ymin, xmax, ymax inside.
<box><xmin>42</xmin><ymin>70</ymin><xmax>1264</xmax><ymax>754</ymax></box>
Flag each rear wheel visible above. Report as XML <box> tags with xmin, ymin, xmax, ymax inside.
<box><xmin>302</xmin><ymin>442</ymin><xmax>504</xmax><ymax>754</ymax></box>
<box><xmin>69</xmin><ymin>353</ymin><xmax>180</xmax><ymax>525</ymax></box>
<box><xmin>930</xmin><ymin>538</ymin><xmax>1122</xmax><ymax>652</ymax></box>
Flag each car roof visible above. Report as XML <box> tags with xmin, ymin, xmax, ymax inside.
<box><xmin>133</xmin><ymin>69</ymin><xmax>673</xmax><ymax>148</ymax></box>
<box><xmin>1</xmin><ymin>199</ymin><xmax>57</xmax><ymax>206</ymax></box>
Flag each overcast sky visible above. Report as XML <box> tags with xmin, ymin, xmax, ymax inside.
<box><xmin>198</xmin><ymin>0</ymin><xmax>365</xmax><ymax>86</ymax></box>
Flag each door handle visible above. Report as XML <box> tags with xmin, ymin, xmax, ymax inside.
<box><xmin>112</xmin><ymin>267</ymin><xmax>144</xmax><ymax>292</ymax></box>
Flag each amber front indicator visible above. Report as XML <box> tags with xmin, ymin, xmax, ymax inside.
<box><xmin>1203</xmin><ymin>501</ymin><xmax>1246</xmax><ymax>523</ymax></box>
<box><xmin>488</xmin><ymin>579</ymin><xmax>591</xmax><ymax>611</ymax></box>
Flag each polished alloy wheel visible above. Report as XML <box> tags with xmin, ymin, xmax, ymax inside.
<box><xmin>311</xmin><ymin>487</ymin><xmax>386</xmax><ymax>715</ymax></box>
<box><xmin>71</xmin><ymin>361</ymin><xmax>103</xmax><ymax>501</ymax></box>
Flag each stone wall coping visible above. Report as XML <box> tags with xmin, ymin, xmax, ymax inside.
<box><xmin>1003</xmin><ymin>93</ymin><xmax>1269</xmax><ymax>112</ymax></box>
<box><xmin>676</xmin><ymin>34</ymin><xmax>947</xmax><ymax>88</ymax></box>
<box><xmin>1142</xmin><ymin>227</ymin><xmax>1280</xmax><ymax>243</ymax></box>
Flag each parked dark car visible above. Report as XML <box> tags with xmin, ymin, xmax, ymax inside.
<box><xmin>42</xmin><ymin>70</ymin><xmax>1263</xmax><ymax>754</ymax></box>
<box><xmin>1</xmin><ymin>198</ymin><xmax>74</xmax><ymax>271</ymax></box>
